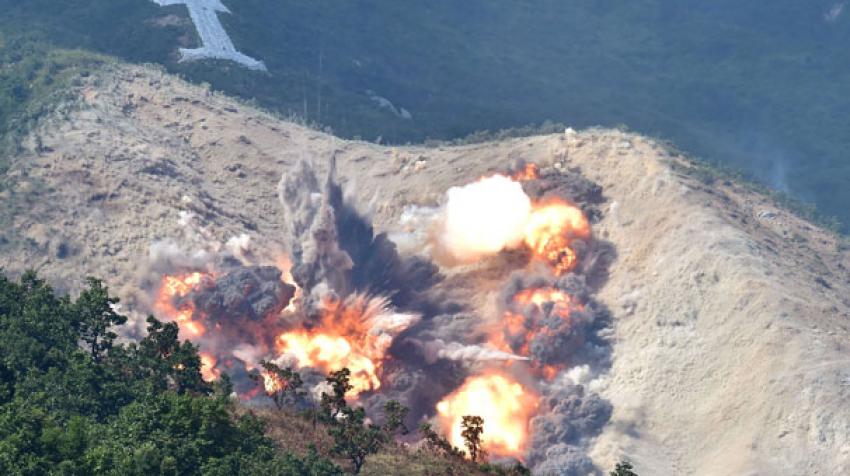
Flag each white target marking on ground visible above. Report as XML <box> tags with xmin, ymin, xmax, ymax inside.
<box><xmin>151</xmin><ymin>0</ymin><xmax>267</xmax><ymax>71</ymax></box>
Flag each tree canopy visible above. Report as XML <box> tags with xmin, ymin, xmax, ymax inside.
<box><xmin>0</xmin><ymin>271</ymin><xmax>340</xmax><ymax>475</ymax></box>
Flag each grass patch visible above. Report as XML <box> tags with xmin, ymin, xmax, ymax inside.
<box><xmin>0</xmin><ymin>34</ymin><xmax>109</xmax><ymax>172</ymax></box>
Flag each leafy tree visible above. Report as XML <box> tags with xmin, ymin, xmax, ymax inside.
<box><xmin>317</xmin><ymin>368</ymin><xmax>388</xmax><ymax>474</ymax></box>
<box><xmin>382</xmin><ymin>399</ymin><xmax>409</xmax><ymax>436</ymax></box>
<box><xmin>131</xmin><ymin>316</ymin><xmax>212</xmax><ymax>395</ymax></box>
<box><xmin>0</xmin><ymin>270</ymin><xmax>344</xmax><ymax>475</ymax></box>
<box><xmin>329</xmin><ymin>406</ymin><xmax>383</xmax><ymax>475</ymax></box>
<box><xmin>610</xmin><ymin>460</ymin><xmax>639</xmax><ymax>476</ymax></box>
<box><xmin>320</xmin><ymin>368</ymin><xmax>351</xmax><ymax>421</ymax></box>
<box><xmin>249</xmin><ymin>361</ymin><xmax>304</xmax><ymax>410</ymax></box>
<box><xmin>0</xmin><ymin>271</ymin><xmax>77</xmax><ymax>375</ymax></box>
<box><xmin>461</xmin><ymin>415</ymin><xmax>485</xmax><ymax>463</ymax></box>
<box><xmin>84</xmin><ymin>392</ymin><xmax>279</xmax><ymax>475</ymax></box>
<box><xmin>418</xmin><ymin>422</ymin><xmax>465</xmax><ymax>460</ymax></box>
<box><xmin>69</xmin><ymin>278</ymin><xmax>126</xmax><ymax>362</ymax></box>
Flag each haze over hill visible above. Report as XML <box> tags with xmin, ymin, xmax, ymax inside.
<box><xmin>1</xmin><ymin>62</ymin><xmax>849</xmax><ymax>475</ymax></box>
<box><xmin>1</xmin><ymin>0</ymin><xmax>850</xmax><ymax>231</ymax></box>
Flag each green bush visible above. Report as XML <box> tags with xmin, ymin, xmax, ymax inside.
<box><xmin>0</xmin><ymin>271</ymin><xmax>340</xmax><ymax>475</ymax></box>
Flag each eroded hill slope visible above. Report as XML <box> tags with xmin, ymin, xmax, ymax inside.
<box><xmin>1</xmin><ymin>63</ymin><xmax>849</xmax><ymax>475</ymax></box>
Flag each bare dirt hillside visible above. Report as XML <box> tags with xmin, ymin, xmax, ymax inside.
<box><xmin>2</xmin><ymin>63</ymin><xmax>849</xmax><ymax>475</ymax></box>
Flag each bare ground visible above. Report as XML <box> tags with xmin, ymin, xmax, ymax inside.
<box><xmin>1</xmin><ymin>63</ymin><xmax>849</xmax><ymax>475</ymax></box>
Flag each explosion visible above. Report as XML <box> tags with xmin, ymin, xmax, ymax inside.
<box><xmin>513</xmin><ymin>287</ymin><xmax>574</xmax><ymax>317</ymax></box>
<box><xmin>495</xmin><ymin>286</ymin><xmax>587</xmax><ymax>380</ymax></box>
<box><xmin>524</xmin><ymin>200</ymin><xmax>590</xmax><ymax>275</ymax></box>
<box><xmin>142</xmin><ymin>158</ymin><xmax>611</xmax><ymax>473</ymax></box>
<box><xmin>199</xmin><ymin>352</ymin><xmax>221</xmax><ymax>382</ymax></box>
<box><xmin>435</xmin><ymin>174</ymin><xmax>590</xmax><ymax>275</ymax></box>
<box><xmin>275</xmin><ymin>295</ymin><xmax>418</xmax><ymax>396</ymax></box>
<box><xmin>512</xmin><ymin>162</ymin><xmax>540</xmax><ymax>181</ymax></box>
<box><xmin>439</xmin><ymin>175</ymin><xmax>532</xmax><ymax>263</ymax></box>
<box><xmin>153</xmin><ymin>272</ymin><xmax>213</xmax><ymax>338</ymax></box>
<box><xmin>436</xmin><ymin>372</ymin><xmax>539</xmax><ymax>458</ymax></box>
<box><xmin>497</xmin><ymin>287</ymin><xmax>574</xmax><ymax>357</ymax></box>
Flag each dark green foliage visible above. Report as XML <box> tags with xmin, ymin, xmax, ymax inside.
<box><xmin>69</xmin><ymin>278</ymin><xmax>126</xmax><ymax>362</ymax></box>
<box><xmin>329</xmin><ymin>406</ymin><xmax>383</xmax><ymax>474</ymax></box>
<box><xmin>2</xmin><ymin>2</ymin><xmax>850</xmax><ymax>231</ymax></box>
<box><xmin>461</xmin><ymin>415</ymin><xmax>485</xmax><ymax>463</ymax></box>
<box><xmin>479</xmin><ymin>461</ymin><xmax>533</xmax><ymax>476</ymax></box>
<box><xmin>419</xmin><ymin>422</ymin><xmax>465</xmax><ymax>460</ymax></box>
<box><xmin>0</xmin><ymin>271</ymin><xmax>339</xmax><ymax>475</ymax></box>
<box><xmin>381</xmin><ymin>399</ymin><xmax>409</xmax><ymax>436</ymax></box>
<box><xmin>133</xmin><ymin>316</ymin><xmax>212</xmax><ymax>396</ymax></box>
<box><xmin>610</xmin><ymin>460</ymin><xmax>639</xmax><ymax>476</ymax></box>
<box><xmin>249</xmin><ymin>361</ymin><xmax>304</xmax><ymax>410</ymax></box>
<box><xmin>320</xmin><ymin>368</ymin><xmax>352</xmax><ymax>421</ymax></box>
<box><xmin>320</xmin><ymin>367</ymin><xmax>392</xmax><ymax>474</ymax></box>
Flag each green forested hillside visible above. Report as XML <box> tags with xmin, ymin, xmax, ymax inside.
<box><xmin>0</xmin><ymin>272</ymin><xmax>343</xmax><ymax>475</ymax></box>
<box><xmin>1</xmin><ymin>0</ymin><xmax>849</xmax><ymax>230</ymax></box>
<box><xmin>0</xmin><ymin>272</ymin><xmax>540</xmax><ymax>475</ymax></box>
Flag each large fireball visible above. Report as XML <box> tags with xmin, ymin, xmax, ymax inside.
<box><xmin>439</xmin><ymin>175</ymin><xmax>532</xmax><ymax>262</ymax></box>
<box><xmin>153</xmin><ymin>272</ymin><xmax>213</xmax><ymax>338</ymax></box>
<box><xmin>436</xmin><ymin>372</ymin><xmax>538</xmax><ymax>458</ymax></box>
<box><xmin>274</xmin><ymin>295</ymin><xmax>419</xmax><ymax>396</ymax></box>
<box><xmin>434</xmin><ymin>173</ymin><xmax>590</xmax><ymax>275</ymax></box>
<box><xmin>524</xmin><ymin>200</ymin><xmax>591</xmax><ymax>275</ymax></box>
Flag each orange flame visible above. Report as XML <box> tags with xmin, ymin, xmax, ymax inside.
<box><xmin>513</xmin><ymin>287</ymin><xmax>573</xmax><ymax>318</ymax></box>
<box><xmin>524</xmin><ymin>200</ymin><xmax>590</xmax><ymax>275</ymax></box>
<box><xmin>260</xmin><ymin>368</ymin><xmax>285</xmax><ymax>394</ymax></box>
<box><xmin>512</xmin><ymin>163</ymin><xmax>539</xmax><ymax>181</ymax></box>
<box><xmin>276</xmin><ymin>331</ymin><xmax>379</xmax><ymax>394</ymax></box>
<box><xmin>153</xmin><ymin>272</ymin><xmax>212</xmax><ymax>339</ymax></box>
<box><xmin>200</xmin><ymin>352</ymin><xmax>221</xmax><ymax>381</ymax></box>
<box><xmin>275</xmin><ymin>254</ymin><xmax>301</xmax><ymax>313</ymax></box>
<box><xmin>490</xmin><ymin>287</ymin><xmax>582</xmax><ymax>380</ymax></box>
<box><xmin>436</xmin><ymin>372</ymin><xmax>538</xmax><ymax>458</ymax></box>
<box><xmin>275</xmin><ymin>295</ymin><xmax>417</xmax><ymax>397</ymax></box>
<box><xmin>437</xmin><ymin>169</ymin><xmax>590</xmax><ymax>275</ymax></box>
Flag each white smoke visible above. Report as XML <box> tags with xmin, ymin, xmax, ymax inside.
<box><xmin>148</xmin><ymin>239</ymin><xmax>215</xmax><ymax>272</ymax></box>
<box><xmin>424</xmin><ymin>339</ymin><xmax>529</xmax><ymax>363</ymax></box>
<box><xmin>225</xmin><ymin>233</ymin><xmax>254</xmax><ymax>264</ymax></box>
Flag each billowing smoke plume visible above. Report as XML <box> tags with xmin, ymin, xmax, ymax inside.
<box><xmin>139</xmin><ymin>156</ymin><xmax>616</xmax><ymax>475</ymax></box>
<box><xmin>278</xmin><ymin>157</ymin><xmax>442</xmax><ymax>313</ymax></box>
<box><xmin>278</xmin><ymin>159</ymin><xmax>354</xmax><ymax>306</ymax></box>
<box><xmin>528</xmin><ymin>383</ymin><xmax>613</xmax><ymax>474</ymax></box>
<box><xmin>189</xmin><ymin>266</ymin><xmax>295</xmax><ymax>325</ymax></box>
<box><xmin>498</xmin><ymin>272</ymin><xmax>610</xmax><ymax>368</ymax></box>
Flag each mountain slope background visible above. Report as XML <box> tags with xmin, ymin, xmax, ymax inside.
<box><xmin>2</xmin><ymin>0</ymin><xmax>850</xmax><ymax>231</ymax></box>
<box><xmin>2</xmin><ymin>62</ymin><xmax>849</xmax><ymax>475</ymax></box>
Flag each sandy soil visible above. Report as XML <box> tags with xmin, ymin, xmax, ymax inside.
<box><xmin>2</xmin><ymin>63</ymin><xmax>849</xmax><ymax>475</ymax></box>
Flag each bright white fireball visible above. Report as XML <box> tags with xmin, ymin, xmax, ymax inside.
<box><xmin>438</xmin><ymin>175</ymin><xmax>532</xmax><ymax>262</ymax></box>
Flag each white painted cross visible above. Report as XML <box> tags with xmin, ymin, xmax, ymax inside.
<box><xmin>151</xmin><ymin>0</ymin><xmax>267</xmax><ymax>71</ymax></box>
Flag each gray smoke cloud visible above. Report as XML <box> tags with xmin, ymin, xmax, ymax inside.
<box><xmin>499</xmin><ymin>272</ymin><xmax>609</xmax><ymax>368</ymax></box>
<box><xmin>188</xmin><ymin>266</ymin><xmax>295</xmax><ymax>325</ymax></box>
<box><xmin>426</xmin><ymin>340</ymin><xmax>529</xmax><ymax>363</ymax></box>
<box><xmin>528</xmin><ymin>383</ymin><xmax>613</xmax><ymax>475</ymax></box>
<box><xmin>498</xmin><ymin>268</ymin><xmax>613</xmax><ymax>475</ymax></box>
<box><xmin>140</xmin><ymin>156</ymin><xmax>616</xmax><ymax>475</ymax></box>
<box><xmin>278</xmin><ymin>158</ymin><xmax>354</xmax><ymax>308</ymax></box>
<box><xmin>278</xmin><ymin>157</ymin><xmax>442</xmax><ymax>315</ymax></box>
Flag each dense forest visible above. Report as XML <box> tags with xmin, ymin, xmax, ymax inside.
<box><xmin>0</xmin><ymin>272</ymin><xmax>344</xmax><ymax>474</ymax></box>
<box><xmin>0</xmin><ymin>0</ymin><xmax>849</xmax><ymax>231</ymax></box>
